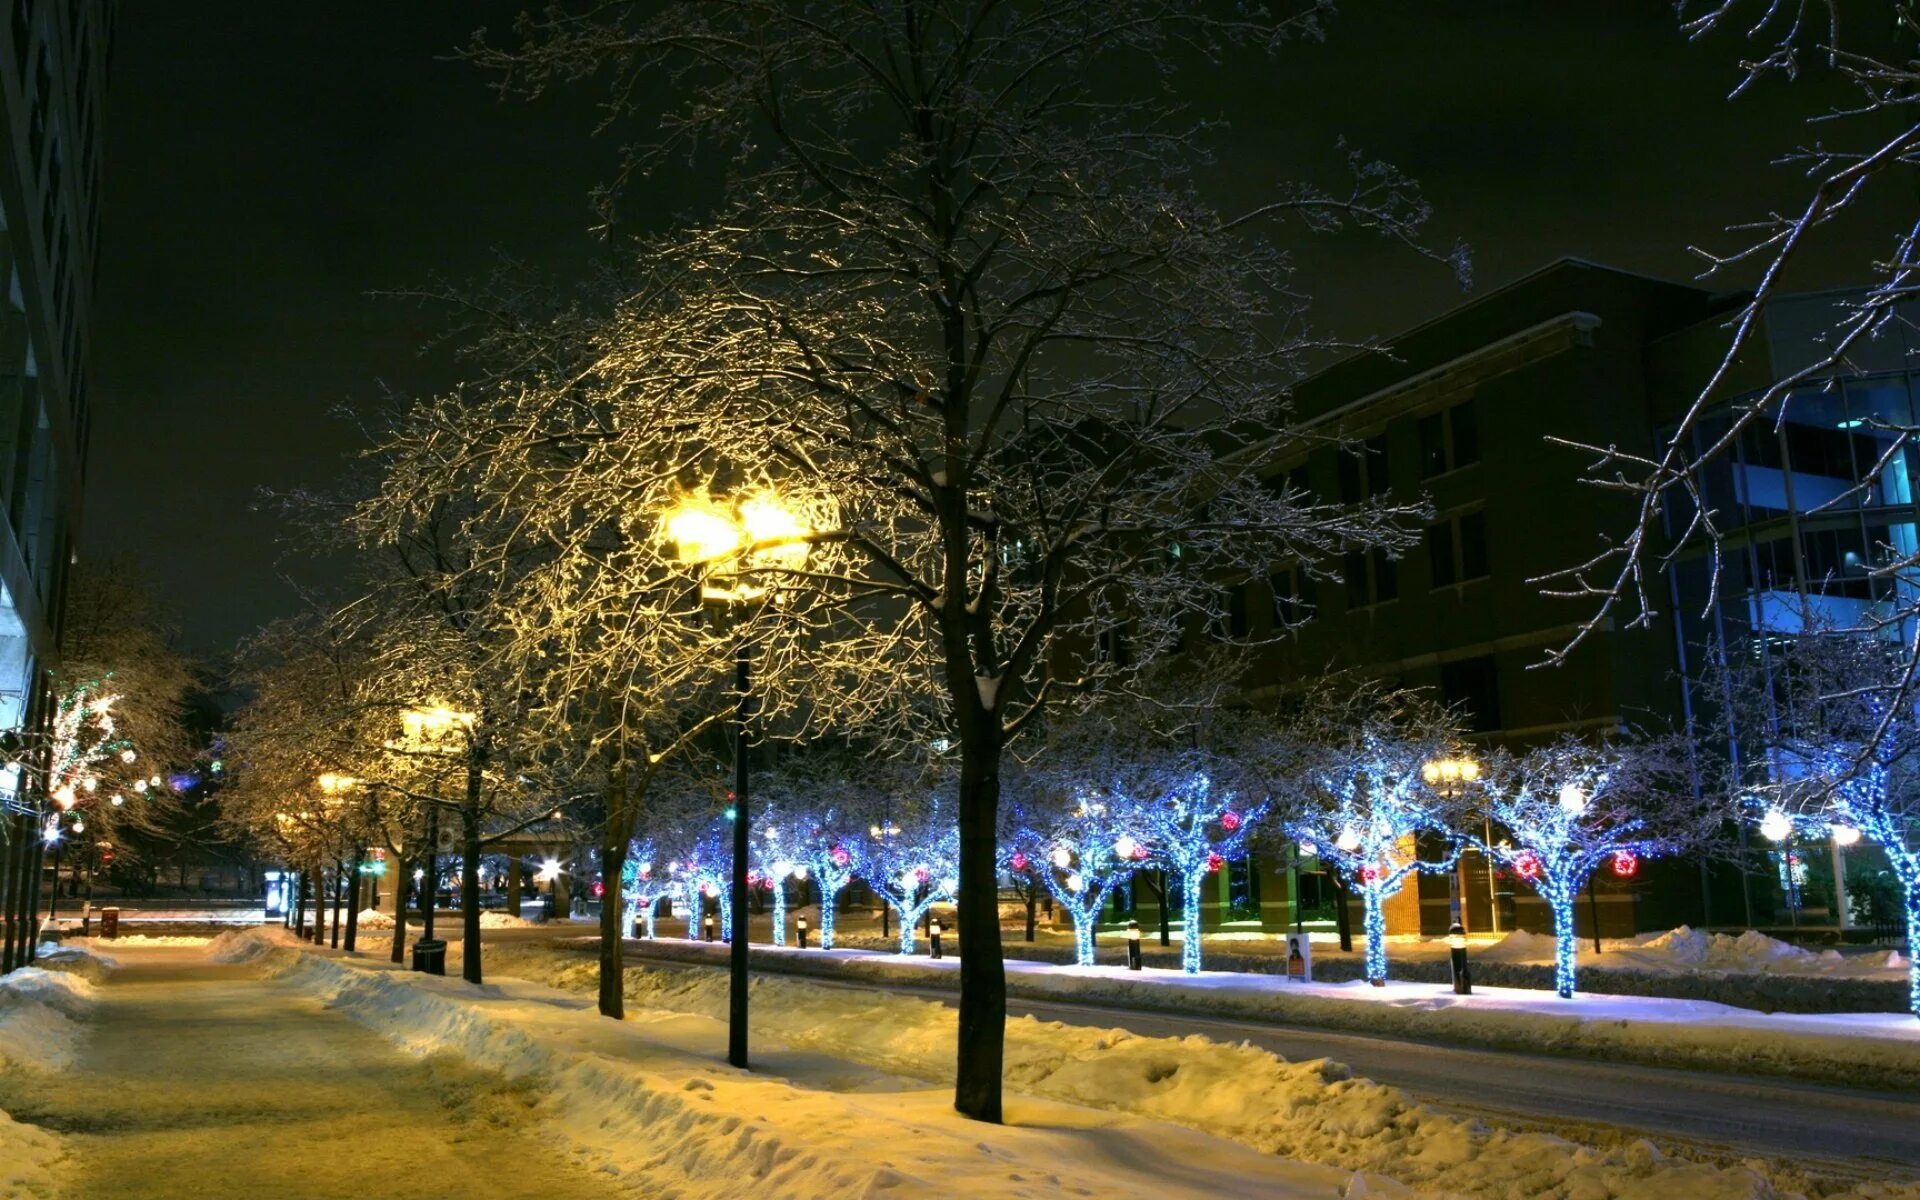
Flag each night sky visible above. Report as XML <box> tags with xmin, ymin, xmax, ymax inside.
<box><xmin>87</xmin><ymin>3</ymin><xmax>1898</xmax><ymax>655</ymax></box>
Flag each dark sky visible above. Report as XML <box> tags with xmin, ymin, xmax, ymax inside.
<box><xmin>87</xmin><ymin>3</ymin><xmax>1898</xmax><ymax>655</ymax></box>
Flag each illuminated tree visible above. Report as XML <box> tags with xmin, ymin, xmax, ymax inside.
<box><xmin>1720</xmin><ymin>629</ymin><xmax>1920</xmax><ymax>1017</ymax></box>
<box><xmin>1288</xmin><ymin>706</ymin><xmax>1463</xmax><ymax>986</ymax></box>
<box><xmin>1477</xmin><ymin>737</ymin><xmax>1700</xmax><ymax>998</ymax></box>
<box><xmin>858</xmin><ymin>797</ymin><xmax>960</xmax><ymax>955</ymax></box>
<box><xmin>619</xmin><ymin>839</ymin><xmax>670</xmax><ymax>939</ymax></box>
<box><xmin>475</xmin><ymin>0</ymin><xmax>1463</xmax><ymax>1122</ymax></box>
<box><xmin>1006</xmin><ymin>789</ymin><xmax>1144</xmax><ymax>966</ymax></box>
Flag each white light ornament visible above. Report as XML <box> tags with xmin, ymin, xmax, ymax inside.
<box><xmin>1113</xmin><ymin>835</ymin><xmax>1138</xmax><ymax>861</ymax></box>
<box><xmin>1050</xmin><ymin>846</ymin><xmax>1072</xmax><ymax>870</ymax></box>
<box><xmin>1759</xmin><ymin>809</ymin><xmax>1794</xmax><ymax>844</ymax></box>
<box><xmin>1335</xmin><ymin>828</ymin><xmax>1362</xmax><ymax>854</ymax></box>
<box><xmin>1557</xmin><ymin>784</ymin><xmax>1588</xmax><ymax>817</ymax></box>
<box><xmin>1830</xmin><ymin>823</ymin><xmax>1862</xmax><ymax>848</ymax></box>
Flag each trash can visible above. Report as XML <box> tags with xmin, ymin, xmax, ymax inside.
<box><xmin>100</xmin><ymin>907</ymin><xmax>120</xmax><ymax>939</ymax></box>
<box><xmin>411</xmin><ymin>938</ymin><xmax>447</xmax><ymax>976</ymax></box>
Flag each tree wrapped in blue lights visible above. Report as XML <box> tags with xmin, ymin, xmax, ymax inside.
<box><xmin>678</xmin><ymin>822</ymin><xmax>735</xmax><ymax>940</ymax></box>
<box><xmin>1006</xmin><ymin>790</ymin><xmax>1144</xmax><ymax>966</ymax></box>
<box><xmin>618</xmin><ymin>838</ymin><xmax>671</xmax><ymax>939</ymax></box>
<box><xmin>1477</xmin><ymin>737</ymin><xmax>1694</xmax><ymax>999</ymax></box>
<box><xmin>1288</xmin><ymin>731</ymin><xmax>1462</xmax><ymax>986</ymax></box>
<box><xmin>788</xmin><ymin>815</ymin><xmax>857</xmax><ymax>949</ymax></box>
<box><xmin>857</xmin><ymin>801</ymin><xmax>958</xmax><ymax>955</ymax></box>
<box><xmin>1726</xmin><ymin>628</ymin><xmax>1920</xmax><ymax>1018</ymax></box>
<box><xmin>1124</xmin><ymin>761</ymin><xmax>1266</xmax><ymax>975</ymax></box>
<box><xmin>751</xmin><ymin>805</ymin><xmax>800</xmax><ymax>947</ymax></box>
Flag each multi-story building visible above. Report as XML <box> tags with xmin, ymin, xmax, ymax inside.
<box><xmin>0</xmin><ymin>0</ymin><xmax>111</xmax><ymax>965</ymax></box>
<box><xmin>1127</xmin><ymin>258</ymin><xmax>1914</xmax><ymax>943</ymax></box>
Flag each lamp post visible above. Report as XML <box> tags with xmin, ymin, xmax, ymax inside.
<box><xmin>664</xmin><ymin>487</ymin><xmax>810</xmax><ymax>1071</ymax></box>
<box><xmin>1421</xmin><ymin>757</ymin><xmax>1482</xmax><ymax>930</ymax></box>
<box><xmin>395</xmin><ymin>707</ymin><xmax>473</xmax><ymax>974</ymax></box>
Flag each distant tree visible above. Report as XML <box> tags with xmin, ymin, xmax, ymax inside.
<box><xmin>1287</xmin><ymin>699</ymin><xmax>1465</xmax><ymax>986</ymax></box>
<box><xmin>1477</xmin><ymin>735</ymin><xmax>1705</xmax><ymax>998</ymax></box>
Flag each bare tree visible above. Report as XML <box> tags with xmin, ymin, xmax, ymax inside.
<box><xmin>1542</xmin><ymin>4</ymin><xmax>1919</xmax><ymax>670</ymax></box>
<box><xmin>473</xmin><ymin>0</ymin><xmax>1463</xmax><ymax>1122</ymax></box>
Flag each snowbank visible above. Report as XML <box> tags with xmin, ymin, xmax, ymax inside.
<box><xmin>207</xmin><ymin>926</ymin><xmax>309</xmax><ymax>963</ymax></box>
<box><xmin>0</xmin><ymin>1107</ymin><xmax>60</xmax><ymax>1198</ymax></box>
<box><xmin>0</xmin><ymin>967</ymin><xmax>92</xmax><ymax>1072</ymax></box>
<box><xmin>482</xmin><ymin>941</ymin><xmax>1910</xmax><ymax>1200</ymax></box>
<box><xmin>352</xmin><ymin>908</ymin><xmax>528</xmax><ymax>930</ymax></box>
<box><xmin>224</xmin><ymin>930</ymin><xmax>1355</xmax><ymax>1198</ymax></box>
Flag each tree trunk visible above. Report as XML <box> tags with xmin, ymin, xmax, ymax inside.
<box><xmin>1329</xmin><ymin>870</ymin><xmax>1355</xmax><ymax>952</ymax></box>
<box><xmin>953</xmin><ymin>722</ymin><xmax>1006</xmax><ymax>1123</ymax></box>
<box><xmin>461</xmin><ymin>791</ymin><xmax>483</xmax><ymax>985</ymax></box>
<box><xmin>330</xmin><ymin>862</ymin><xmax>344</xmax><ymax>948</ymax></box>
<box><xmin>598</xmin><ymin>827</ymin><xmax>627</xmax><ymax>1020</ymax></box>
<box><xmin>1023</xmin><ymin>885</ymin><xmax>1036</xmax><ymax>943</ymax></box>
<box><xmin>1362</xmin><ymin>887</ymin><xmax>1387</xmax><ymax>986</ymax></box>
<box><xmin>345</xmin><ymin>855</ymin><xmax>362</xmax><ymax>952</ymax></box>
<box><xmin>388</xmin><ymin>860</ymin><xmax>408</xmax><ymax>965</ymax></box>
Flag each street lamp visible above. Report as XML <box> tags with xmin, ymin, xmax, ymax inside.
<box><xmin>396</xmin><ymin>705</ymin><xmax>474</xmax><ymax>964</ymax></box>
<box><xmin>663</xmin><ymin>485</ymin><xmax>811</xmax><ymax>1070</ymax></box>
<box><xmin>1422</xmin><ymin>757</ymin><xmax>1483</xmax><ymax>929</ymax></box>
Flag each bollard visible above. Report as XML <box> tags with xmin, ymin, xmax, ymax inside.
<box><xmin>1447</xmin><ymin>921</ymin><xmax>1471</xmax><ymax>995</ymax></box>
<box><xmin>796</xmin><ymin>914</ymin><xmax>809</xmax><ymax>950</ymax></box>
<box><xmin>703</xmin><ymin>913</ymin><xmax>716</xmax><ymax>943</ymax></box>
<box><xmin>929</xmin><ymin>918</ymin><xmax>943</xmax><ymax>959</ymax></box>
<box><xmin>1126</xmin><ymin>920</ymin><xmax>1143</xmax><ymax>970</ymax></box>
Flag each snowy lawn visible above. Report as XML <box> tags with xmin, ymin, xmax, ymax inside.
<box><xmin>612</xmin><ymin>935</ymin><xmax>1920</xmax><ymax>1090</ymax></box>
<box><xmin>238</xmin><ymin>930</ymin><xmax>1917</xmax><ymax>1200</ymax></box>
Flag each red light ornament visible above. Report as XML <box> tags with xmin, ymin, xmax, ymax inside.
<box><xmin>830</xmin><ymin>845</ymin><xmax>851</xmax><ymax>867</ymax></box>
<box><xmin>1009</xmin><ymin>851</ymin><xmax>1030</xmax><ymax>872</ymax></box>
<box><xmin>1206</xmin><ymin>852</ymin><xmax>1225</xmax><ymax>873</ymax></box>
<box><xmin>1512</xmin><ymin>852</ymin><xmax>1542</xmax><ymax>882</ymax></box>
<box><xmin>1218</xmin><ymin>810</ymin><xmax>1242</xmax><ymax>832</ymax></box>
<box><xmin>1611</xmin><ymin>850</ymin><xmax>1639</xmax><ymax>878</ymax></box>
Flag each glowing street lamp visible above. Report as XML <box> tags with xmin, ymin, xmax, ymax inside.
<box><xmin>1422</xmin><ymin>756</ymin><xmax>1488</xmax><ymax>929</ymax></box>
<box><xmin>398</xmin><ymin>704</ymin><xmax>475</xmax><ymax>959</ymax></box>
<box><xmin>661</xmin><ymin>485</ymin><xmax>811</xmax><ymax>1071</ymax></box>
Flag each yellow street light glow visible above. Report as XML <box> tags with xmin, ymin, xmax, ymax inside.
<box><xmin>663</xmin><ymin>497</ymin><xmax>743</xmax><ymax>565</ymax></box>
<box><xmin>53</xmin><ymin>785</ymin><xmax>76</xmax><ymax>809</ymax></box>
<box><xmin>661</xmin><ymin>487</ymin><xmax>811</xmax><ymax>602</ymax></box>
<box><xmin>317</xmin><ymin>773</ymin><xmax>358</xmax><ymax>795</ymax></box>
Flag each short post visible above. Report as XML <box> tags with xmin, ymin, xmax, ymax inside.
<box><xmin>1126</xmin><ymin>920</ymin><xmax>1143</xmax><ymax>971</ymax></box>
<box><xmin>928</xmin><ymin>917</ymin><xmax>943</xmax><ymax>959</ymax></box>
<box><xmin>703</xmin><ymin>912</ymin><xmax>716</xmax><ymax>943</ymax></box>
<box><xmin>796</xmin><ymin>914</ymin><xmax>809</xmax><ymax>950</ymax></box>
<box><xmin>1447</xmin><ymin>921</ymin><xmax>1471</xmax><ymax>995</ymax></box>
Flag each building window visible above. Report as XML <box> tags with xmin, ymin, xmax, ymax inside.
<box><xmin>1344</xmin><ymin>547</ymin><xmax>1398</xmax><ymax>609</ymax></box>
<box><xmin>1338</xmin><ymin>435</ymin><xmax>1390</xmax><ymax>503</ymax></box>
<box><xmin>1418</xmin><ymin>401</ymin><xmax>1480</xmax><ymax>479</ymax></box>
<box><xmin>1440</xmin><ymin>655</ymin><xmax>1502</xmax><ymax>733</ymax></box>
<box><xmin>1426</xmin><ymin>510</ymin><xmax>1490</xmax><ymax>587</ymax></box>
<box><xmin>1268</xmin><ymin>567</ymin><xmax>1315</xmax><ymax>627</ymax></box>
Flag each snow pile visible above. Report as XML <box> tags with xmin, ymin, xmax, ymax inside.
<box><xmin>237</xmin><ymin>935</ymin><xmax>1331</xmax><ymax>1199</ymax></box>
<box><xmin>207</xmin><ymin>925</ymin><xmax>310</xmax><ymax>963</ymax></box>
<box><xmin>0</xmin><ymin>966</ymin><xmax>94</xmax><ymax>1072</ymax></box>
<box><xmin>31</xmin><ymin>941</ymin><xmax>116</xmax><ymax>983</ymax></box>
<box><xmin>350</xmin><ymin>908</ymin><xmax>527</xmax><ymax>930</ymax></box>
<box><xmin>484</xmin><ymin>943</ymin><xmax>1885</xmax><ymax>1200</ymax></box>
<box><xmin>0</xmin><ymin>1107</ymin><xmax>60</xmax><ymax>1198</ymax></box>
<box><xmin>1480</xmin><ymin>930</ymin><xmax>1557</xmax><ymax>962</ymax></box>
<box><xmin>1635</xmin><ymin>927</ymin><xmax>1815</xmax><ymax>970</ymax></box>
